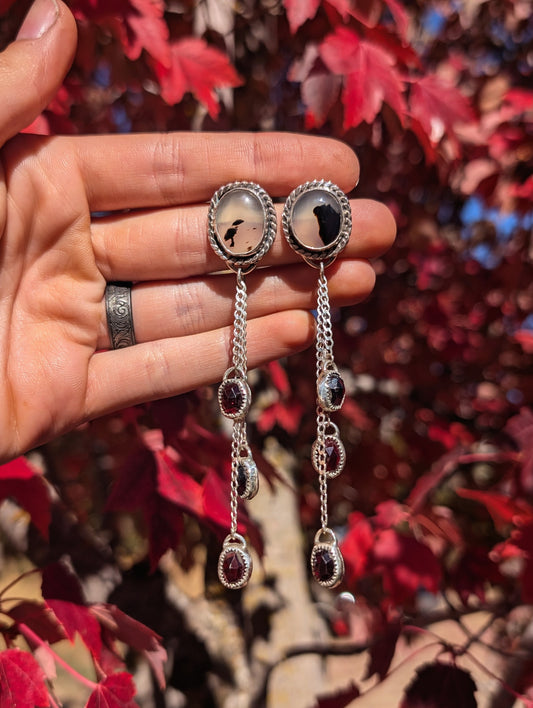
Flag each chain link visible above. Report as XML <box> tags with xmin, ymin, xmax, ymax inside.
<box><xmin>232</xmin><ymin>270</ymin><xmax>248</xmax><ymax>375</ymax></box>
<box><xmin>229</xmin><ymin>269</ymin><xmax>249</xmax><ymax>536</ymax></box>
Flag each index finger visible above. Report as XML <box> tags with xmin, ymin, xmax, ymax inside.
<box><xmin>73</xmin><ymin>132</ymin><xmax>360</xmax><ymax>212</ymax></box>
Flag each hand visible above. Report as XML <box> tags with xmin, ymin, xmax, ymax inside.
<box><xmin>0</xmin><ymin>0</ymin><xmax>395</xmax><ymax>462</ymax></box>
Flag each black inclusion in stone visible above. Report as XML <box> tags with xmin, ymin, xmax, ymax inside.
<box><xmin>312</xmin><ymin>548</ymin><xmax>335</xmax><ymax>583</ymax></box>
<box><xmin>220</xmin><ymin>381</ymin><xmax>244</xmax><ymax>416</ymax></box>
<box><xmin>329</xmin><ymin>373</ymin><xmax>345</xmax><ymax>408</ymax></box>
<box><xmin>237</xmin><ymin>464</ymin><xmax>247</xmax><ymax>497</ymax></box>
<box><xmin>313</xmin><ymin>203</ymin><xmax>341</xmax><ymax>245</ymax></box>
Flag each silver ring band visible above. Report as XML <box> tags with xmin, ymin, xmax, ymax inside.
<box><xmin>105</xmin><ymin>282</ymin><xmax>136</xmax><ymax>349</ymax></box>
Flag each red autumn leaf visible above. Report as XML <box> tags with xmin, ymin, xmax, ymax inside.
<box><xmin>267</xmin><ymin>360</ymin><xmax>291</xmax><ymax>397</ymax></box>
<box><xmin>90</xmin><ymin>604</ymin><xmax>167</xmax><ymax>690</ymax></box>
<box><xmin>46</xmin><ymin>600</ymin><xmax>102</xmax><ymax>660</ymax></box>
<box><xmin>153</xmin><ymin>38</ymin><xmax>242</xmax><ymax>118</ymax></box>
<box><xmin>511</xmin><ymin>176</ymin><xmax>533</xmax><ymax>200</ymax></box>
<box><xmin>122</xmin><ymin>0</ymin><xmax>170</xmax><ymax>66</ymax></box>
<box><xmin>288</xmin><ymin>44</ymin><xmax>341</xmax><ymax>128</ymax></box>
<box><xmin>85</xmin><ymin>672</ymin><xmax>137</xmax><ymax>708</ymax></box>
<box><xmin>257</xmin><ymin>399</ymin><xmax>304</xmax><ymax>435</ymax></box>
<box><xmin>319</xmin><ymin>27</ymin><xmax>406</xmax><ymax>129</ymax></box>
<box><xmin>365</xmin><ymin>621</ymin><xmax>402</xmax><ymax>680</ymax></box>
<box><xmin>408</xmin><ymin>75</ymin><xmax>474</xmax><ymax>149</ymax></box>
<box><xmin>283</xmin><ymin>0</ymin><xmax>321</xmax><ymax>33</ymax></box>
<box><xmin>383</xmin><ymin>0</ymin><xmax>409</xmax><ymax>39</ymax></box>
<box><xmin>148</xmin><ymin>497</ymin><xmax>184</xmax><ymax>571</ymax></box>
<box><xmin>506</xmin><ymin>409</ymin><xmax>533</xmax><ymax>492</ymax></box>
<box><xmin>340</xmin><ymin>512</ymin><xmax>374</xmax><ymax>583</ymax></box>
<box><xmin>456</xmin><ymin>488</ymin><xmax>533</xmax><ymax>531</ymax></box>
<box><xmin>502</xmin><ymin>88</ymin><xmax>533</xmax><ymax>116</ymax></box>
<box><xmin>372</xmin><ymin>529</ymin><xmax>441</xmax><ymax>604</ymax></box>
<box><xmin>0</xmin><ymin>648</ymin><xmax>49</xmax><ymax>708</ymax></box>
<box><xmin>313</xmin><ymin>682</ymin><xmax>360</xmax><ymax>707</ymax></box>
<box><xmin>511</xmin><ymin>523</ymin><xmax>533</xmax><ymax>603</ymax></box>
<box><xmin>153</xmin><ymin>446</ymin><xmax>204</xmax><ymax>518</ymax></box>
<box><xmin>514</xmin><ymin>329</ymin><xmax>533</xmax><ymax>354</ymax></box>
<box><xmin>8</xmin><ymin>602</ymin><xmax>67</xmax><ymax>645</ymax></box>
<box><xmin>400</xmin><ymin>662</ymin><xmax>477</xmax><ymax>708</ymax></box>
<box><xmin>0</xmin><ymin>457</ymin><xmax>51</xmax><ymax>538</ymax></box>
<box><xmin>406</xmin><ymin>449</ymin><xmax>465</xmax><ymax>512</ymax></box>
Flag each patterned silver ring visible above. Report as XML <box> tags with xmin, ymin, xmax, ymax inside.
<box><xmin>105</xmin><ymin>282</ymin><xmax>136</xmax><ymax>349</ymax></box>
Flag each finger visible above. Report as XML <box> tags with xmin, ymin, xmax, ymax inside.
<box><xmin>97</xmin><ymin>259</ymin><xmax>376</xmax><ymax>348</ymax></box>
<box><xmin>92</xmin><ymin>199</ymin><xmax>396</xmax><ymax>281</ymax></box>
<box><xmin>74</xmin><ymin>132</ymin><xmax>359</xmax><ymax>211</ymax></box>
<box><xmin>0</xmin><ymin>0</ymin><xmax>77</xmax><ymax>145</ymax></box>
<box><xmin>85</xmin><ymin>310</ymin><xmax>315</xmax><ymax>419</ymax></box>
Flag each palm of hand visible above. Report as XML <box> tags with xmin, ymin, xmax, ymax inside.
<box><xmin>0</xmin><ymin>135</ymin><xmax>103</xmax><ymax>458</ymax></box>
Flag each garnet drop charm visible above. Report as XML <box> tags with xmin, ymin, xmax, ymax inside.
<box><xmin>209</xmin><ymin>182</ymin><xmax>276</xmax><ymax>589</ymax></box>
<box><xmin>218</xmin><ymin>533</ymin><xmax>253</xmax><ymax>589</ymax></box>
<box><xmin>311</xmin><ymin>528</ymin><xmax>344</xmax><ymax>589</ymax></box>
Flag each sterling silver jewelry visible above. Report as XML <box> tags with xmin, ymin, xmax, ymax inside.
<box><xmin>282</xmin><ymin>180</ymin><xmax>351</xmax><ymax>589</ymax></box>
<box><xmin>105</xmin><ymin>282</ymin><xmax>136</xmax><ymax>349</ymax></box>
<box><xmin>208</xmin><ymin>182</ymin><xmax>276</xmax><ymax>589</ymax></box>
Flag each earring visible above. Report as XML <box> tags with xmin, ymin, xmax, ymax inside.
<box><xmin>208</xmin><ymin>182</ymin><xmax>276</xmax><ymax>589</ymax></box>
<box><xmin>282</xmin><ymin>180</ymin><xmax>351</xmax><ymax>589</ymax></box>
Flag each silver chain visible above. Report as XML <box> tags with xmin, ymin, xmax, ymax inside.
<box><xmin>232</xmin><ymin>270</ymin><xmax>248</xmax><ymax>375</ymax></box>
<box><xmin>316</xmin><ymin>263</ymin><xmax>333</xmax><ymax>532</ymax></box>
<box><xmin>230</xmin><ymin>269</ymin><xmax>248</xmax><ymax>536</ymax></box>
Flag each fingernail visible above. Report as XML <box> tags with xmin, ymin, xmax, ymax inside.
<box><xmin>17</xmin><ymin>0</ymin><xmax>59</xmax><ymax>41</ymax></box>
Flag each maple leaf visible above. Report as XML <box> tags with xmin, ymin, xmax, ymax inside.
<box><xmin>319</xmin><ymin>27</ymin><xmax>406</xmax><ymax>129</ymax></box>
<box><xmin>288</xmin><ymin>44</ymin><xmax>341</xmax><ymax>129</ymax></box>
<box><xmin>400</xmin><ymin>662</ymin><xmax>477</xmax><ymax>708</ymax></box>
<box><xmin>85</xmin><ymin>673</ymin><xmax>137</xmax><ymax>708</ymax></box>
<box><xmin>283</xmin><ymin>0</ymin><xmax>321</xmax><ymax>34</ymax></box>
<box><xmin>456</xmin><ymin>488</ymin><xmax>533</xmax><ymax>532</ymax></box>
<box><xmin>313</xmin><ymin>682</ymin><xmax>360</xmax><ymax>707</ymax></box>
<box><xmin>46</xmin><ymin>600</ymin><xmax>103</xmax><ymax>660</ymax></box>
<box><xmin>0</xmin><ymin>648</ymin><xmax>49</xmax><ymax>708</ymax></box>
<box><xmin>372</xmin><ymin>529</ymin><xmax>441</xmax><ymax>604</ymax></box>
<box><xmin>0</xmin><ymin>457</ymin><xmax>51</xmax><ymax>538</ymax></box>
<box><xmin>408</xmin><ymin>74</ymin><xmax>474</xmax><ymax>157</ymax></box>
<box><xmin>7</xmin><ymin>602</ymin><xmax>67</xmax><ymax>645</ymax></box>
<box><xmin>365</xmin><ymin>622</ymin><xmax>402</xmax><ymax>680</ymax></box>
<box><xmin>340</xmin><ymin>512</ymin><xmax>374</xmax><ymax>583</ymax></box>
<box><xmin>90</xmin><ymin>604</ymin><xmax>167</xmax><ymax>690</ymax></box>
<box><xmin>153</xmin><ymin>38</ymin><xmax>242</xmax><ymax>119</ymax></box>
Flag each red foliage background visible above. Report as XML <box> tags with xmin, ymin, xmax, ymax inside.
<box><xmin>0</xmin><ymin>1</ymin><xmax>532</xmax><ymax>706</ymax></box>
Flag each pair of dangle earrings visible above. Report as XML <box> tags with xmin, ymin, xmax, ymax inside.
<box><xmin>208</xmin><ymin>179</ymin><xmax>352</xmax><ymax>591</ymax></box>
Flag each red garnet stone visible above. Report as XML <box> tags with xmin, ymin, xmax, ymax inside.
<box><xmin>325</xmin><ymin>440</ymin><xmax>341</xmax><ymax>472</ymax></box>
<box><xmin>220</xmin><ymin>381</ymin><xmax>244</xmax><ymax>416</ymax></box>
<box><xmin>312</xmin><ymin>547</ymin><xmax>335</xmax><ymax>583</ymax></box>
<box><xmin>222</xmin><ymin>551</ymin><xmax>245</xmax><ymax>584</ymax></box>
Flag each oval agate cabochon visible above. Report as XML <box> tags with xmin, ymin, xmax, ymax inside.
<box><xmin>291</xmin><ymin>189</ymin><xmax>343</xmax><ymax>250</ymax></box>
<box><xmin>215</xmin><ymin>188</ymin><xmax>266</xmax><ymax>257</ymax></box>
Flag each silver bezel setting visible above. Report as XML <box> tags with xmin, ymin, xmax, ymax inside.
<box><xmin>218</xmin><ymin>376</ymin><xmax>252</xmax><ymax>420</ymax></box>
<box><xmin>317</xmin><ymin>369</ymin><xmax>346</xmax><ymax>411</ymax></box>
<box><xmin>312</xmin><ymin>434</ymin><xmax>346</xmax><ymax>479</ymax></box>
<box><xmin>218</xmin><ymin>534</ymin><xmax>253</xmax><ymax>589</ymax></box>
<box><xmin>282</xmin><ymin>180</ymin><xmax>351</xmax><ymax>268</ymax></box>
<box><xmin>310</xmin><ymin>540</ymin><xmax>345</xmax><ymax>589</ymax></box>
<box><xmin>237</xmin><ymin>457</ymin><xmax>259</xmax><ymax>500</ymax></box>
<box><xmin>208</xmin><ymin>181</ymin><xmax>277</xmax><ymax>273</ymax></box>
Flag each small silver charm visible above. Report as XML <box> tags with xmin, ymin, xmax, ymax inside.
<box><xmin>317</xmin><ymin>368</ymin><xmax>346</xmax><ymax>411</ymax></box>
<box><xmin>310</xmin><ymin>528</ymin><xmax>344</xmax><ymax>589</ymax></box>
<box><xmin>218</xmin><ymin>368</ymin><xmax>252</xmax><ymax>420</ymax></box>
<box><xmin>218</xmin><ymin>533</ymin><xmax>253</xmax><ymax>590</ymax></box>
<box><xmin>312</xmin><ymin>422</ymin><xmax>346</xmax><ymax>479</ymax></box>
<box><xmin>236</xmin><ymin>455</ymin><xmax>259</xmax><ymax>500</ymax></box>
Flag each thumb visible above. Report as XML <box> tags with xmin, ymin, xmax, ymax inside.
<box><xmin>0</xmin><ymin>0</ymin><xmax>77</xmax><ymax>145</ymax></box>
